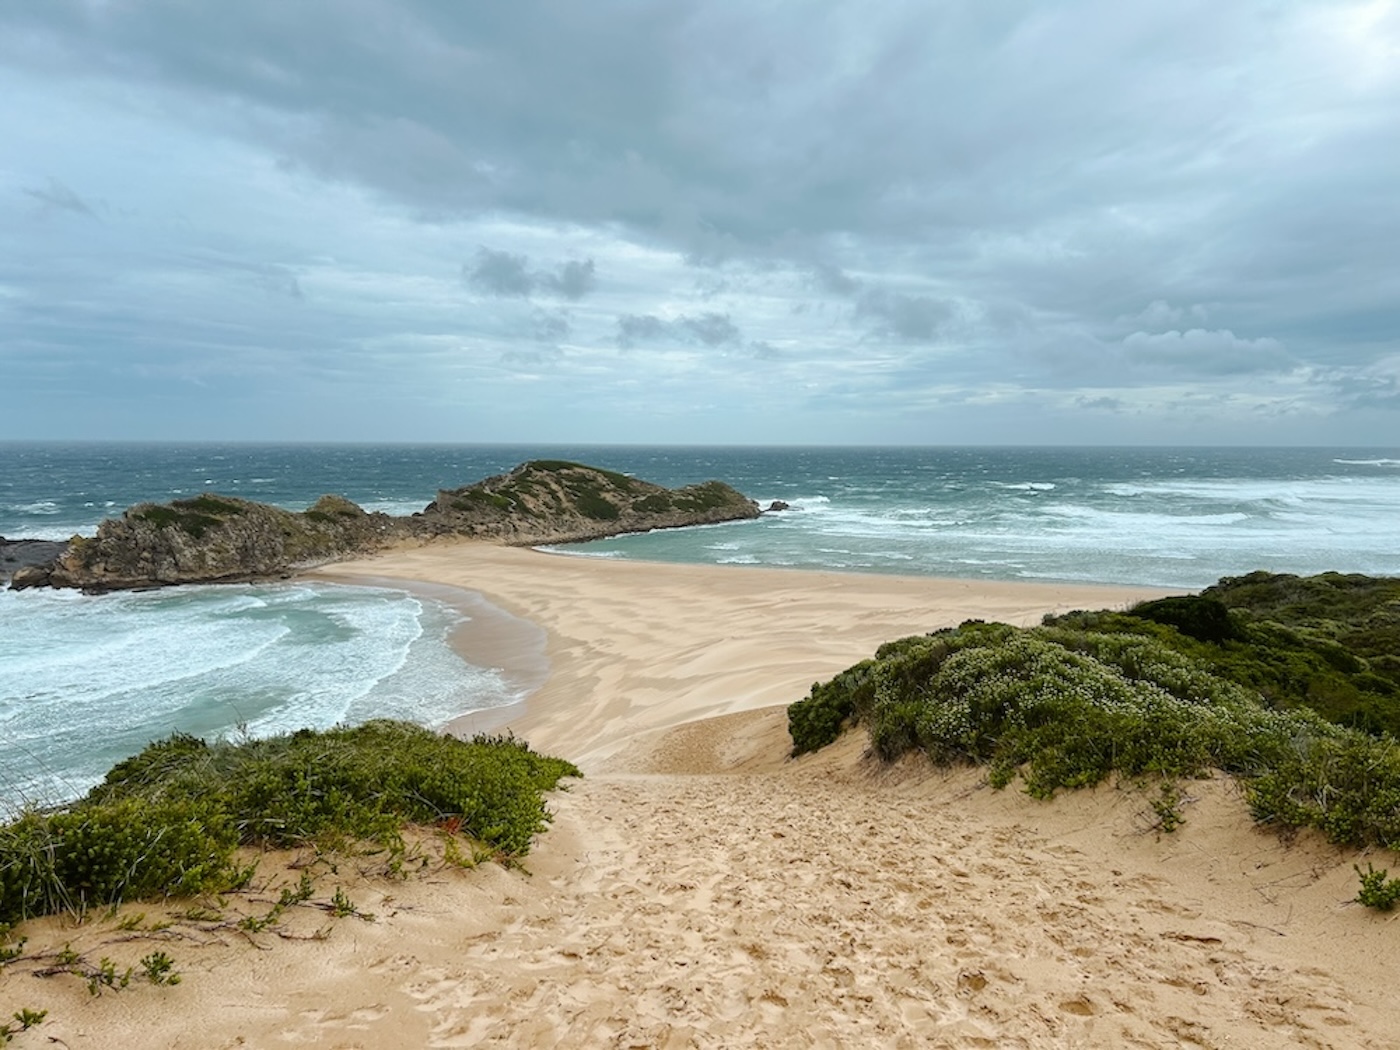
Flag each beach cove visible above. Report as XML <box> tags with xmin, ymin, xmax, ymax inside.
<box><xmin>13</xmin><ymin>542</ymin><xmax>1399</xmax><ymax>1048</ymax></box>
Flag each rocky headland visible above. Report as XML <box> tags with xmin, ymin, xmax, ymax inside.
<box><xmin>415</xmin><ymin>459</ymin><xmax>759</xmax><ymax>544</ymax></box>
<box><xmin>9</xmin><ymin>461</ymin><xmax>760</xmax><ymax>593</ymax></box>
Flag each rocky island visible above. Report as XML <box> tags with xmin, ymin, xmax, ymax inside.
<box><xmin>10</xmin><ymin>460</ymin><xmax>760</xmax><ymax>592</ymax></box>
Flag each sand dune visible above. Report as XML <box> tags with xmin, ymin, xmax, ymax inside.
<box><xmin>10</xmin><ymin>543</ymin><xmax>1398</xmax><ymax>1048</ymax></box>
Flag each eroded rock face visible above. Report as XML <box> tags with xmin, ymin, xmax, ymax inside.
<box><xmin>417</xmin><ymin>460</ymin><xmax>760</xmax><ymax>544</ymax></box>
<box><xmin>23</xmin><ymin>494</ymin><xmax>402</xmax><ymax>593</ymax></box>
<box><xmin>11</xmin><ymin>462</ymin><xmax>761</xmax><ymax>592</ymax></box>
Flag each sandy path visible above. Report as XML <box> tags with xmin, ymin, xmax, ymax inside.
<box><xmin>9</xmin><ymin>545</ymin><xmax>1399</xmax><ymax>1048</ymax></box>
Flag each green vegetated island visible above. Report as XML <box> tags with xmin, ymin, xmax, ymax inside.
<box><xmin>790</xmin><ymin>571</ymin><xmax>1400</xmax><ymax>894</ymax></box>
<box><xmin>8</xmin><ymin>459</ymin><xmax>762</xmax><ymax>592</ymax></box>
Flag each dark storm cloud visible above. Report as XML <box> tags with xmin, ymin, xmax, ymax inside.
<box><xmin>3</xmin><ymin>1</ymin><xmax>1399</xmax><ymax>442</ymax></box>
<box><xmin>542</xmin><ymin>259</ymin><xmax>597</xmax><ymax>301</ymax></box>
<box><xmin>530</xmin><ymin>309</ymin><xmax>571</xmax><ymax>343</ymax></box>
<box><xmin>855</xmin><ymin>290</ymin><xmax>955</xmax><ymax>343</ymax></box>
<box><xmin>464</xmin><ymin>248</ymin><xmax>597</xmax><ymax>300</ymax></box>
<box><xmin>465</xmin><ymin>248</ymin><xmax>534</xmax><ymax>298</ymax></box>
<box><xmin>615</xmin><ymin>314</ymin><xmax>671</xmax><ymax>349</ymax></box>
<box><xmin>2</xmin><ymin>1</ymin><xmax>1292</xmax><ymax>251</ymax></box>
<box><xmin>679</xmin><ymin>313</ymin><xmax>740</xmax><ymax>347</ymax></box>
<box><xmin>616</xmin><ymin>312</ymin><xmax>741</xmax><ymax>350</ymax></box>
<box><xmin>809</xmin><ymin>264</ymin><xmax>861</xmax><ymax>297</ymax></box>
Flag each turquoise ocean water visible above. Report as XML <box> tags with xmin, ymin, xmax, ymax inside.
<box><xmin>3</xmin><ymin>443</ymin><xmax>1398</xmax><ymax>805</ymax></box>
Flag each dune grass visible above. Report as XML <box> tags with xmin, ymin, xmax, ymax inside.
<box><xmin>0</xmin><ymin>721</ymin><xmax>579</xmax><ymax>924</ymax></box>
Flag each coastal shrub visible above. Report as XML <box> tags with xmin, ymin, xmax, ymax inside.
<box><xmin>523</xmin><ymin>461</ymin><xmax>638</xmax><ymax>491</ymax></box>
<box><xmin>0</xmin><ymin>722</ymin><xmax>580</xmax><ymax>923</ymax></box>
<box><xmin>572</xmin><ymin>491</ymin><xmax>621</xmax><ymax>521</ymax></box>
<box><xmin>632</xmin><ymin>493</ymin><xmax>676</xmax><ymax>515</ymax></box>
<box><xmin>451</xmin><ymin>489</ymin><xmax>513</xmax><ymax>514</ymax></box>
<box><xmin>1127</xmin><ymin>595</ymin><xmax>1241</xmax><ymax>643</ymax></box>
<box><xmin>130</xmin><ymin>495</ymin><xmax>246</xmax><ymax>539</ymax></box>
<box><xmin>0</xmin><ymin>800</ymin><xmax>238</xmax><ymax>925</ymax></box>
<box><xmin>789</xmin><ymin>576</ymin><xmax>1400</xmax><ymax>850</ymax></box>
<box><xmin>789</xmin><ymin>659</ymin><xmax>879</xmax><ymax>755</ymax></box>
<box><xmin>674</xmin><ymin>481</ymin><xmax>742</xmax><ymax>513</ymax></box>
<box><xmin>1045</xmin><ymin>581</ymin><xmax>1400</xmax><ymax>737</ymax></box>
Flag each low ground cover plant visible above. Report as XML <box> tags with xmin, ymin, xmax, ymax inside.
<box><xmin>789</xmin><ymin>573</ymin><xmax>1400</xmax><ymax>852</ymax></box>
<box><xmin>0</xmin><ymin>722</ymin><xmax>579</xmax><ymax>924</ymax></box>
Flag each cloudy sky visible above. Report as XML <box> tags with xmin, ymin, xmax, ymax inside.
<box><xmin>2</xmin><ymin>1</ymin><xmax>1398</xmax><ymax>445</ymax></box>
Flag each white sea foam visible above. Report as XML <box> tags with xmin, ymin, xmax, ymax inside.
<box><xmin>536</xmin><ymin>545</ymin><xmax>625</xmax><ymax>558</ymax></box>
<box><xmin>9</xmin><ymin>501</ymin><xmax>60</xmax><ymax>515</ymax></box>
<box><xmin>0</xmin><ymin>581</ymin><xmax>516</xmax><ymax>807</ymax></box>
<box><xmin>360</xmin><ymin>499</ymin><xmax>431</xmax><ymax>516</ymax></box>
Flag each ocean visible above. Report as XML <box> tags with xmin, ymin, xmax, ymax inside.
<box><xmin>3</xmin><ymin>443</ymin><xmax>1398</xmax><ymax>807</ymax></box>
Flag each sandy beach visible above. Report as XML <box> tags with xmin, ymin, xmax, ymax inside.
<box><xmin>12</xmin><ymin>542</ymin><xmax>1400</xmax><ymax>1048</ymax></box>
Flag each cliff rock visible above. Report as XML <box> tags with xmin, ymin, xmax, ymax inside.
<box><xmin>15</xmin><ymin>494</ymin><xmax>400</xmax><ymax>593</ymax></box>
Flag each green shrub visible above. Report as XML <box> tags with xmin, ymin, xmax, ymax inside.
<box><xmin>789</xmin><ymin>660</ymin><xmax>877</xmax><ymax>755</ymax></box>
<box><xmin>0</xmin><ymin>800</ymin><xmax>237</xmax><ymax>924</ymax></box>
<box><xmin>1354</xmin><ymin>863</ymin><xmax>1400</xmax><ymax>911</ymax></box>
<box><xmin>1128</xmin><ymin>595</ymin><xmax>1241</xmax><ymax>643</ymax></box>
<box><xmin>573</xmin><ymin>491</ymin><xmax>620</xmax><ymax>521</ymax></box>
<box><xmin>131</xmin><ymin>495</ymin><xmax>247</xmax><ymax>538</ymax></box>
<box><xmin>0</xmin><ymin>722</ymin><xmax>580</xmax><ymax>923</ymax></box>
<box><xmin>789</xmin><ymin>577</ymin><xmax>1400</xmax><ymax>851</ymax></box>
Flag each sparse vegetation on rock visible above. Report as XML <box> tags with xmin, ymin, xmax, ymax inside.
<box><xmin>416</xmin><ymin>460</ymin><xmax>759</xmax><ymax>544</ymax></box>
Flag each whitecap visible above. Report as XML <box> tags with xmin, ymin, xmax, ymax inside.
<box><xmin>535</xmin><ymin>545</ymin><xmax>624</xmax><ymax>559</ymax></box>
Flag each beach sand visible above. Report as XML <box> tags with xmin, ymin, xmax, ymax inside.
<box><xmin>11</xmin><ymin>542</ymin><xmax>1399</xmax><ymax>1048</ymax></box>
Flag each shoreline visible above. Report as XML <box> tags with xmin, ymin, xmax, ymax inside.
<box><xmin>305</xmin><ymin>569</ymin><xmax>548</xmax><ymax>737</ymax></box>
<box><xmin>313</xmin><ymin>540</ymin><xmax>1179</xmax><ymax>767</ymax></box>
<box><xmin>15</xmin><ymin>539</ymin><xmax>1400</xmax><ymax>1048</ymax></box>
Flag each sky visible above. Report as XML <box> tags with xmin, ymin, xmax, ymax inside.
<box><xmin>2</xmin><ymin>1</ymin><xmax>1399</xmax><ymax>446</ymax></box>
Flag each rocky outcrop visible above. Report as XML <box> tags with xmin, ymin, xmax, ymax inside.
<box><xmin>416</xmin><ymin>460</ymin><xmax>760</xmax><ymax>545</ymax></box>
<box><xmin>11</xmin><ymin>462</ymin><xmax>761</xmax><ymax>592</ymax></box>
<box><xmin>1</xmin><ymin>538</ymin><xmax>70</xmax><ymax>585</ymax></box>
<box><xmin>12</xmin><ymin>494</ymin><xmax>402</xmax><ymax>593</ymax></box>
